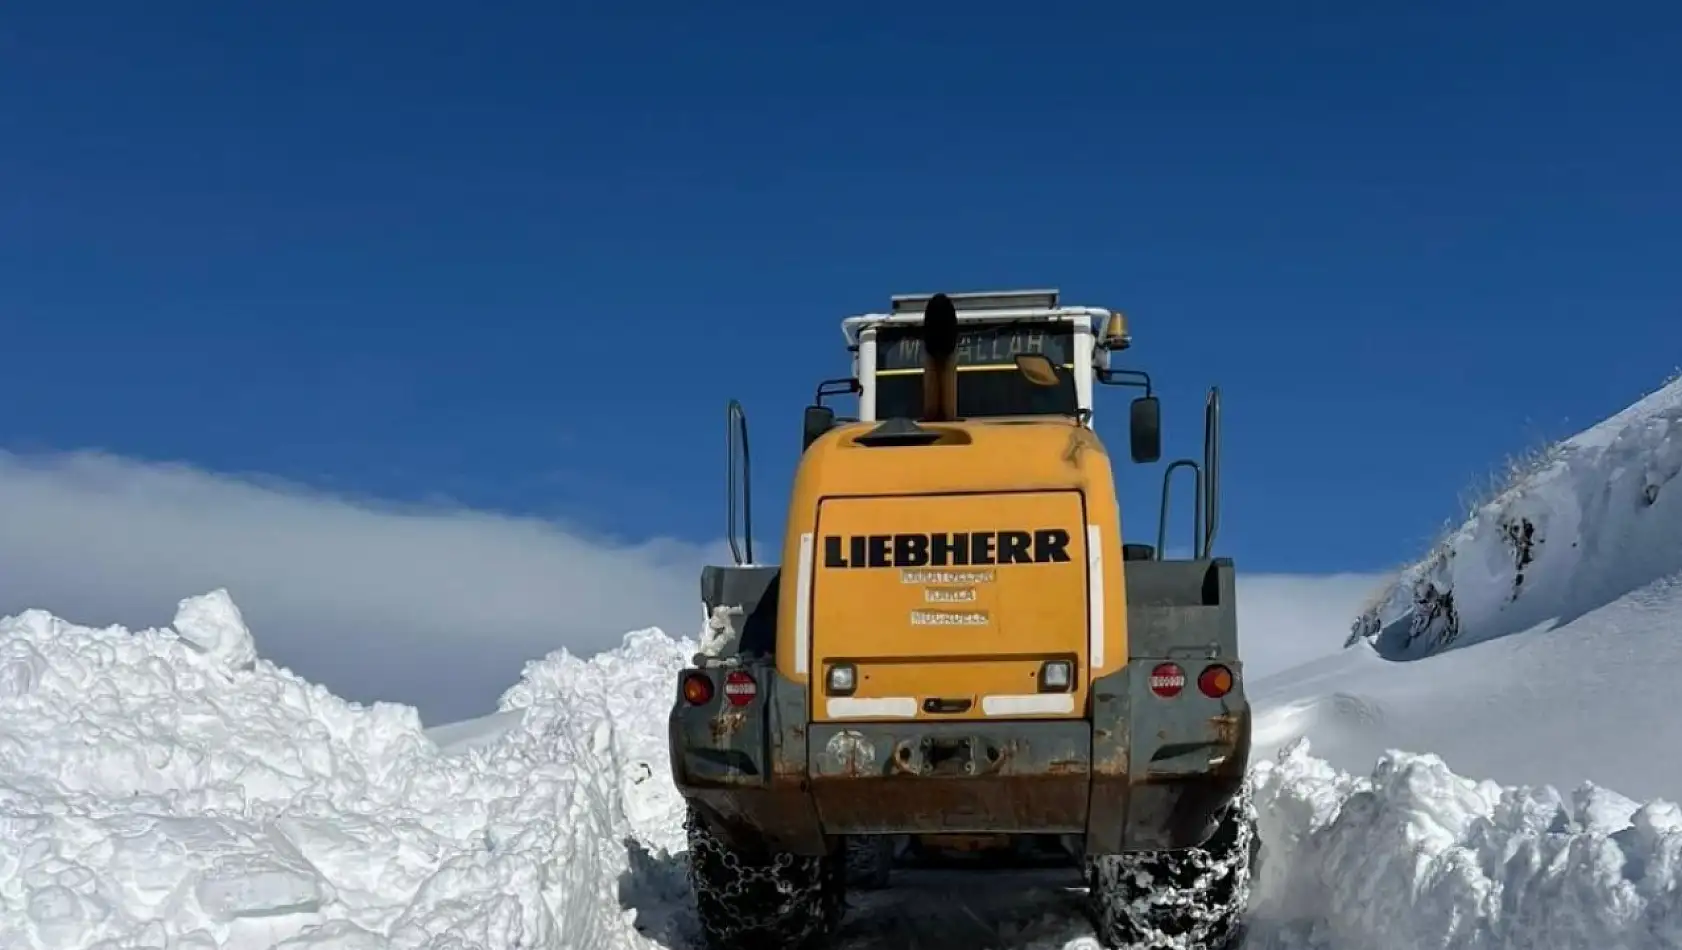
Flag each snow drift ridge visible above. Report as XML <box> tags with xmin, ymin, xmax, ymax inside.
<box><xmin>1348</xmin><ymin>372</ymin><xmax>1682</xmax><ymax>659</ymax></box>
<box><xmin>0</xmin><ymin>589</ymin><xmax>693</xmax><ymax>950</ymax></box>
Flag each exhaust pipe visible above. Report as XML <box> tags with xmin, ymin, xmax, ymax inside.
<box><xmin>920</xmin><ymin>293</ymin><xmax>960</xmax><ymax>422</ymax></box>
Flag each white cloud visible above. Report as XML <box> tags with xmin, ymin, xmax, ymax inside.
<box><xmin>0</xmin><ymin>449</ymin><xmax>1382</xmax><ymax>723</ymax></box>
<box><xmin>0</xmin><ymin>450</ymin><xmax>722</xmax><ymax>724</ymax></box>
<box><xmin>1236</xmin><ymin>572</ymin><xmax>1390</xmax><ymax>679</ymax></box>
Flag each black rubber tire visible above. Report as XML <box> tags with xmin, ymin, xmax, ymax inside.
<box><xmin>843</xmin><ymin>835</ymin><xmax>895</xmax><ymax>890</ymax></box>
<box><xmin>1083</xmin><ymin>782</ymin><xmax>1260</xmax><ymax>950</ymax></box>
<box><xmin>684</xmin><ymin>805</ymin><xmax>847</xmax><ymax>950</ymax></box>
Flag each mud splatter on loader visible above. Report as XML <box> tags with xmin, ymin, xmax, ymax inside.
<box><xmin>670</xmin><ymin>289</ymin><xmax>1258</xmax><ymax>949</ymax></box>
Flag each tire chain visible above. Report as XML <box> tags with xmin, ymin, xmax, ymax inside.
<box><xmin>684</xmin><ymin>806</ymin><xmax>845</xmax><ymax>950</ymax></box>
<box><xmin>1083</xmin><ymin>780</ymin><xmax>1259</xmax><ymax>950</ymax></box>
<box><xmin>683</xmin><ymin>787</ymin><xmax>1259</xmax><ymax>950</ymax></box>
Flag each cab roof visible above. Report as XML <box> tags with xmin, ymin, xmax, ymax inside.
<box><xmin>839</xmin><ymin>288</ymin><xmax>1130</xmax><ymax>351</ymax></box>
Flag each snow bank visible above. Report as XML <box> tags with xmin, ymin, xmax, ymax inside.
<box><xmin>1235</xmin><ymin>370</ymin><xmax>1682</xmax><ymax>948</ymax></box>
<box><xmin>1349</xmin><ymin>373</ymin><xmax>1682</xmax><ymax>658</ymax></box>
<box><xmin>1247</xmin><ymin>740</ymin><xmax>1682</xmax><ymax>950</ymax></box>
<box><xmin>1249</xmin><ymin>572</ymin><xmax>1682</xmax><ymax>802</ymax></box>
<box><xmin>0</xmin><ymin>589</ymin><xmax>694</xmax><ymax>950</ymax></box>
<box><xmin>5</xmin><ymin>588</ymin><xmax>1681</xmax><ymax>950</ymax></box>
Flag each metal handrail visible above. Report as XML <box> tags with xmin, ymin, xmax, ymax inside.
<box><xmin>1156</xmin><ymin>459</ymin><xmax>1203</xmax><ymax>559</ymax></box>
<box><xmin>726</xmin><ymin>399</ymin><xmax>753</xmax><ymax>565</ymax></box>
<box><xmin>1154</xmin><ymin>386</ymin><xmax>1222</xmax><ymax>560</ymax></box>
<box><xmin>1203</xmin><ymin>387</ymin><xmax>1222</xmax><ymax>557</ymax></box>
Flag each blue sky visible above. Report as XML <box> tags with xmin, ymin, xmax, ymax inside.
<box><xmin>5</xmin><ymin>1</ymin><xmax>1679</xmax><ymax>580</ymax></box>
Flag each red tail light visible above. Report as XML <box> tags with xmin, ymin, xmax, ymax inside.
<box><xmin>681</xmin><ymin>672</ymin><xmax>714</xmax><ymax>705</ymax></box>
<box><xmin>1149</xmin><ymin>663</ymin><xmax>1185</xmax><ymax>698</ymax></box>
<box><xmin>723</xmin><ymin>671</ymin><xmax>758</xmax><ymax>707</ymax></box>
<box><xmin>1198</xmin><ymin>664</ymin><xmax>1234</xmax><ymax>698</ymax></box>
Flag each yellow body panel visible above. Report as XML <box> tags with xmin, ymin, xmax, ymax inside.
<box><xmin>812</xmin><ymin>491</ymin><xmax>1088</xmax><ymax>721</ymax></box>
<box><xmin>775</xmin><ymin>417</ymin><xmax>1131</xmax><ymax>711</ymax></box>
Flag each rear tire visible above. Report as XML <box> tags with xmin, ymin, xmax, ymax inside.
<box><xmin>1083</xmin><ymin>782</ymin><xmax>1259</xmax><ymax>950</ymax></box>
<box><xmin>684</xmin><ymin>805</ymin><xmax>846</xmax><ymax>950</ymax></box>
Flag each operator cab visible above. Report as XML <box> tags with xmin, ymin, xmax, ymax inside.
<box><xmin>729</xmin><ymin>285</ymin><xmax>1219</xmax><ymax>586</ymax></box>
<box><xmin>848</xmin><ymin>289</ymin><xmax>1116</xmax><ymax>423</ymax></box>
<box><xmin>871</xmin><ymin>318</ymin><xmax>1079</xmax><ymax>419</ymax></box>
<box><xmin>806</xmin><ymin>290</ymin><xmax>1157</xmax><ymax>457</ymax></box>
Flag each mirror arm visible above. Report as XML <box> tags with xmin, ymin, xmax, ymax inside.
<box><xmin>815</xmin><ymin>376</ymin><xmax>860</xmax><ymax>407</ymax></box>
<box><xmin>1097</xmin><ymin>367</ymin><xmax>1152</xmax><ymax>396</ymax></box>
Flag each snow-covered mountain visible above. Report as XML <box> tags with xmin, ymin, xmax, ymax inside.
<box><xmin>1349</xmin><ymin>370</ymin><xmax>1682</xmax><ymax>662</ymax></box>
<box><xmin>1</xmin><ymin>373</ymin><xmax>1679</xmax><ymax>949</ymax></box>
<box><xmin>1253</xmin><ymin>372</ymin><xmax>1682</xmax><ymax>801</ymax></box>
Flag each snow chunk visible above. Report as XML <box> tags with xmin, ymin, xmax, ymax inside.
<box><xmin>194</xmin><ymin>829</ymin><xmax>325</xmax><ymax>920</ymax></box>
<box><xmin>173</xmin><ymin>588</ymin><xmax>257</xmax><ymax>669</ymax></box>
<box><xmin>697</xmin><ymin>604</ymin><xmax>742</xmax><ymax>659</ymax></box>
<box><xmin>0</xmin><ymin>637</ymin><xmax>47</xmax><ymax>698</ymax></box>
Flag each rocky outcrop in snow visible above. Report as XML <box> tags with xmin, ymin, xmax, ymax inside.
<box><xmin>1348</xmin><ymin>373</ymin><xmax>1682</xmax><ymax>658</ymax></box>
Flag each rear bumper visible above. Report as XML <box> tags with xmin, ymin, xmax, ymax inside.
<box><xmin>669</xmin><ymin>661</ymin><xmax>1249</xmax><ymax>856</ymax></box>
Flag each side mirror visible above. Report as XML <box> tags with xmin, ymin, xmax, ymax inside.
<box><xmin>1129</xmin><ymin>396</ymin><xmax>1161</xmax><ymax>463</ymax></box>
<box><xmin>1014</xmin><ymin>353</ymin><xmax>1061</xmax><ymax>387</ymax></box>
<box><xmin>803</xmin><ymin>405</ymin><xmax>836</xmax><ymax>450</ymax></box>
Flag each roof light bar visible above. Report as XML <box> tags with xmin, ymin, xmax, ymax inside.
<box><xmin>890</xmin><ymin>289</ymin><xmax>1060</xmax><ymax>316</ymax></box>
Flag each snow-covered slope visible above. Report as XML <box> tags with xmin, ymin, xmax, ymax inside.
<box><xmin>1242</xmin><ymin>372</ymin><xmax>1682</xmax><ymax>946</ymax></box>
<box><xmin>1253</xmin><ymin>572</ymin><xmax>1682</xmax><ymax>801</ymax></box>
<box><xmin>3</xmin><ymin>378</ymin><xmax>1680</xmax><ymax>949</ymax></box>
<box><xmin>1251</xmin><ymin>374</ymin><xmax>1682</xmax><ymax>801</ymax></box>
<box><xmin>1349</xmin><ymin>372</ymin><xmax>1682</xmax><ymax>661</ymax></box>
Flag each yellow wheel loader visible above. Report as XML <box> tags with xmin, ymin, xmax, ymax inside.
<box><xmin>669</xmin><ymin>290</ymin><xmax>1256</xmax><ymax>949</ymax></box>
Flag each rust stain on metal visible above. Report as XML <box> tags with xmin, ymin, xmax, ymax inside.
<box><xmin>811</xmin><ymin>771</ymin><xmax>1091</xmax><ymax>834</ymax></box>
<box><xmin>888</xmin><ymin>742</ymin><xmax>919</xmax><ymax>777</ymax></box>
<box><xmin>1094</xmin><ymin>732</ymin><xmax>1129</xmax><ymax>774</ymax></box>
<box><xmin>1062</xmin><ymin>427</ymin><xmax>1100</xmax><ymax>468</ymax></box>
<box><xmin>1207</xmin><ymin>712</ymin><xmax>1241</xmax><ymax>745</ymax></box>
<box><xmin>1045</xmin><ymin>758</ymin><xmax>1085</xmax><ymax>775</ymax></box>
<box><xmin>988</xmin><ymin>739</ymin><xmax>1022</xmax><ymax>771</ymax></box>
<box><xmin>709</xmin><ymin>710</ymin><xmax>747</xmax><ymax>743</ymax></box>
<box><xmin>920</xmin><ymin>833</ymin><xmax>1013</xmax><ymax>853</ymax></box>
<box><xmin>772</xmin><ymin>744</ymin><xmax>805</xmax><ymax>778</ymax></box>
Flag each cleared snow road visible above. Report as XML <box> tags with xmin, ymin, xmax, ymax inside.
<box><xmin>835</xmin><ymin>868</ymin><xmax>1094</xmax><ymax>949</ymax></box>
